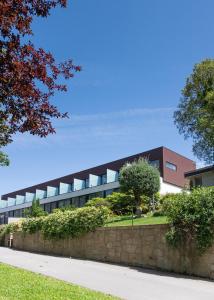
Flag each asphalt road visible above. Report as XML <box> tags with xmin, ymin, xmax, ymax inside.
<box><xmin>0</xmin><ymin>247</ymin><xmax>213</xmax><ymax>300</ymax></box>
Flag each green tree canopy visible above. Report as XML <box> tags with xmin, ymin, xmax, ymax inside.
<box><xmin>174</xmin><ymin>59</ymin><xmax>214</xmax><ymax>163</ymax></box>
<box><xmin>24</xmin><ymin>199</ymin><xmax>47</xmax><ymax>218</ymax></box>
<box><xmin>119</xmin><ymin>158</ymin><xmax>160</xmax><ymax>209</ymax></box>
<box><xmin>0</xmin><ymin>151</ymin><xmax>9</xmax><ymax>166</ymax></box>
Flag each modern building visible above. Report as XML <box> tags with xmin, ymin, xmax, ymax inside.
<box><xmin>185</xmin><ymin>165</ymin><xmax>214</xmax><ymax>188</ymax></box>
<box><xmin>0</xmin><ymin>146</ymin><xmax>195</xmax><ymax>224</ymax></box>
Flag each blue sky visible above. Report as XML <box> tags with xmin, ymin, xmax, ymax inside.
<box><xmin>1</xmin><ymin>0</ymin><xmax>214</xmax><ymax>196</ymax></box>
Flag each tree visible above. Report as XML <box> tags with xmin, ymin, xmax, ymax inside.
<box><xmin>119</xmin><ymin>158</ymin><xmax>160</xmax><ymax>216</ymax></box>
<box><xmin>174</xmin><ymin>59</ymin><xmax>214</xmax><ymax>163</ymax></box>
<box><xmin>24</xmin><ymin>199</ymin><xmax>47</xmax><ymax>218</ymax></box>
<box><xmin>0</xmin><ymin>151</ymin><xmax>9</xmax><ymax>166</ymax></box>
<box><xmin>0</xmin><ymin>1</ymin><xmax>81</xmax><ymax>164</ymax></box>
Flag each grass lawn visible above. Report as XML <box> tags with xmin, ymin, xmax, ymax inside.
<box><xmin>0</xmin><ymin>263</ymin><xmax>118</xmax><ymax>300</ymax></box>
<box><xmin>105</xmin><ymin>215</ymin><xmax>168</xmax><ymax>227</ymax></box>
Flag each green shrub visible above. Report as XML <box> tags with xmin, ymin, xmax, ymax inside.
<box><xmin>140</xmin><ymin>203</ymin><xmax>149</xmax><ymax>214</ymax></box>
<box><xmin>152</xmin><ymin>193</ymin><xmax>179</xmax><ymax>216</ymax></box>
<box><xmin>85</xmin><ymin>197</ymin><xmax>111</xmax><ymax>208</ymax></box>
<box><xmin>106</xmin><ymin>192</ymin><xmax>134</xmax><ymax>215</ymax></box>
<box><xmin>22</xmin><ymin>206</ymin><xmax>110</xmax><ymax>240</ymax></box>
<box><xmin>52</xmin><ymin>205</ymin><xmax>77</xmax><ymax>214</ymax></box>
<box><xmin>24</xmin><ymin>199</ymin><xmax>47</xmax><ymax>218</ymax></box>
<box><xmin>0</xmin><ymin>225</ymin><xmax>6</xmax><ymax>244</ymax></box>
<box><xmin>22</xmin><ymin>217</ymin><xmax>45</xmax><ymax>234</ymax></box>
<box><xmin>86</xmin><ymin>193</ymin><xmax>134</xmax><ymax>215</ymax></box>
<box><xmin>163</xmin><ymin>187</ymin><xmax>214</xmax><ymax>253</ymax></box>
<box><xmin>0</xmin><ymin>222</ymin><xmax>21</xmax><ymax>244</ymax></box>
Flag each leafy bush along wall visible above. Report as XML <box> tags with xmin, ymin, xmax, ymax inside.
<box><xmin>0</xmin><ymin>207</ymin><xmax>110</xmax><ymax>241</ymax></box>
<box><xmin>163</xmin><ymin>187</ymin><xmax>214</xmax><ymax>253</ymax></box>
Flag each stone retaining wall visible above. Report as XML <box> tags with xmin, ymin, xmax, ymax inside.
<box><xmin>5</xmin><ymin>224</ymin><xmax>214</xmax><ymax>279</ymax></box>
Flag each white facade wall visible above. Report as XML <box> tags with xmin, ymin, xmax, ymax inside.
<box><xmin>8</xmin><ymin>218</ymin><xmax>22</xmax><ymax>224</ymax></box>
<box><xmin>160</xmin><ymin>177</ymin><xmax>182</xmax><ymax>195</ymax></box>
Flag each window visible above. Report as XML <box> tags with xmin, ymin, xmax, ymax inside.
<box><xmin>71</xmin><ymin>197</ymin><xmax>79</xmax><ymax>207</ymax></box>
<box><xmin>44</xmin><ymin>203</ymin><xmax>51</xmax><ymax>213</ymax></box>
<box><xmin>105</xmin><ymin>189</ymin><xmax>114</xmax><ymax>197</ymax></box>
<box><xmin>79</xmin><ymin>196</ymin><xmax>87</xmax><ymax>207</ymax></box>
<box><xmin>14</xmin><ymin>209</ymin><xmax>21</xmax><ymax>217</ymax></box>
<box><xmin>195</xmin><ymin>176</ymin><xmax>202</xmax><ymax>187</ymax></box>
<box><xmin>165</xmin><ymin>161</ymin><xmax>177</xmax><ymax>171</ymax></box>
<box><xmin>58</xmin><ymin>200</ymin><xmax>65</xmax><ymax>208</ymax></box>
<box><xmin>9</xmin><ymin>211</ymin><xmax>14</xmax><ymax>217</ymax></box>
<box><xmin>101</xmin><ymin>174</ymin><xmax>107</xmax><ymax>185</ymax></box>
<box><xmin>149</xmin><ymin>160</ymin><xmax>160</xmax><ymax>169</ymax></box>
<box><xmin>89</xmin><ymin>192</ymin><xmax>104</xmax><ymax>200</ymax></box>
<box><xmin>51</xmin><ymin>202</ymin><xmax>57</xmax><ymax>211</ymax></box>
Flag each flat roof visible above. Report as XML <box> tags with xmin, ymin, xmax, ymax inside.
<box><xmin>185</xmin><ymin>165</ymin><xmax>214</xmax><ymax>177</ymax></box>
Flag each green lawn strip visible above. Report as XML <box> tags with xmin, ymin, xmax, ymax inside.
<box><xmin>0</xmin><ymin>263</ymin><xmax>119</xmax><ymax>300</ymax></box>
<box><xmin>105</xmin><ymin>215</ymin><xmax>168</xmax><ymax>227</ymax></box>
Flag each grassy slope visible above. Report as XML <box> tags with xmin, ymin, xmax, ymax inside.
<box><xmin>105</xmin><ymin>215</ymin><xmax>168</xmax><ymax>227</ymax></box>
<box><xmin>0</xmin><ymin>263</ymin><xmax>118</xmax><ymax>300</ymax></box>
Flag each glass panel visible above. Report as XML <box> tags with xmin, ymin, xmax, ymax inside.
<box><xmin>16</xmin><ymin>195</ymin><xmax>25</xmax><ymax>205</ymax></box>
<box><xmin>85</xmin><ymin>179</ymin><xmax>89</xmax><ymax>188</ymax></box>
<box><xmin>59</xmin><ymin>183</ymin><xmax>71</xmax><ymax>194</ymax></box>
<box><xmin>165</xmin><ymin>161</ymin><xmax>177</xmax><ymax>171</ymax></box>
<box><xmin>14</xmin><ymin>209</ymin><xmax>21</xmax><ymax>217</ymax></box>
<box><xmin>79</xmin><ymin>196</ymin><xmax>87</xmax><ymax>207</ymax></box>
<box><xmin>73</xmin><ymin>179</ymin><xmax>85</xmax><ymax>191</ymax></box>
<box><xmin>0</xmin><ymin>200</ymin><xmax>7</xmax><ymax>208</ymax></box>
<box><xmin>149</xmin><ymin>160</ymin><xmax>160</xmax><ymax>169</ymax></box>
<box><xmin>101</xmin><ymin>174</ymin><xmax>107</xmax><ymax>184</ymax></box>
<box><xmin>25</xmin><ymin>192</ymin><xmax>35</xmax><ymax>203</ymax></box>
<box><xmin>44</xmin><ymin>203</ymin><xmax>51</xmax><ymax>213</ymax></box>
<box><xmin>72</xmin><ymin>197</ymin><xmax>79</xmax><ymax>207</ymax></box>
<box><xmin>67</xmin><ymin>199</ymin><xmax>72</xmax><ymax>206</ymax></box>
<box><xmin>195</xmin><ymin>177</ymin><xmax>202</xmax><ymax>187</ymax></box>
<box><xmin>58</xmin><ymin>200</ymin><xmax>65</xmax><ymax>208</ymax></box>
<box><xmin>89</xmin><ymin>174</ymin><xmax>101</xmax><ymax>187</ymax></box>
<box><xmin>105</xmin><ymin>189</ymin><xmax>114</xmax><ymax>197</ymax></box>
<box><xmin>88</xmin><ymin>192</ymin><xmax>104</xmax><ymax>200</ymax></box>
<box><xmin>47</xmin><ymin>186</ymin><xmax>58</xmax><ymax>197</ymax></box>
<box><xmin>35</xmin><ymin>189</ymin><xmax>46</xmax><ymax>200</ymax></box>
<box><xmin>9</xmin><ymin>211</ymin><xmax>14</xmax><ymax>217</ymax></box>
<box><xmin>107</xmin><ymin>169</ymin><xmax>118</xmax><ymax>183</ymax></box>
<box><xmin>8</xmin><ymin>197</ymin><xmax>16</xmax><ymax>207</ymax></box>
<box><xmin>51</xmin><ymin>202</ymin><xmax>57</xmax><ymax>211</ymax></box>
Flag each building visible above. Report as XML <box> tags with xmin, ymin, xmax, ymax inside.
<box><xmin>185</xmin><ymin>165</ymin><xmax>214</xmax><ymax>188</ymax></box>
<box><xmin>0</xmin><ymin>146</ymin><xmax>195</xmax><ymax>224</ymax></box>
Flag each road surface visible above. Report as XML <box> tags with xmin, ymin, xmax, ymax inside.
<box><xmin>0</xmin><ymin>247</ymin><xmax>213</xmax><ymax>300</ymax></box>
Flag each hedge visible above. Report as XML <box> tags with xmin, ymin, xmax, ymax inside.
<box><xmin>163</xmin><ymin>187</ymin><xmax>214</xmax><ymax>253</ymax></box>
<box><xmin>1</xmin><ymin>206</ymin><xmax>110</xmax><ymax>240</ymax></box>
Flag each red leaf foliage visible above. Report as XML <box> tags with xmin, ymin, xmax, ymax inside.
<box><xmin>0</xmin><ymin>0</ymin><xmax>81</xmax><ymax>147</ymax></box>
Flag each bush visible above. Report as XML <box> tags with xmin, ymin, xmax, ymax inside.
<box><xmin>24</xmin><ymin>199</ymin><xmax>47</xmax><ymax>218</ymax></box>
<box><xmin>107</xmin><ymin>192</ymin><xmax>134</xmax><ymax>215</ymax></box>
<box><xmin>86</xmin><ymin>192</ymin><xmax>162</xmax><ymax>216</ymax></box>
<box><xmin>85</xmin><ymin>197</ymin><xmax>111</xmax><ymax>208</ymax></box>
<box><xmin>52</xmin><ymin>205</ymin><xmax>77</xmax><ymax>213</ymax></box>
<box><xmin>86</xmin><ymin>193</ymin><xmax>134</xmax><ymax>215</ymax></box>
<box><xmin>0</xmin><ymin>222</ymin><xmax>21</xmax><ymax>244</ymax></box>
<box><xmin>163</xmin><ymin>187</ymin><xmax>214</xmax><ymax>253</ymax></box>
<box><xmin>22</xmin><ymin>217</ymin><xmax>45</xmax><ymax>234</ymax></box>
<box><xmin>22</xmin><ymin>206</ymin><xmax>110</xmax><ymax>240</ymax></box>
